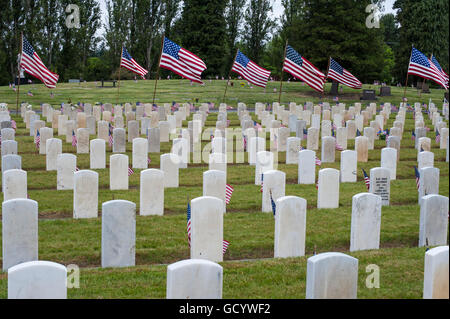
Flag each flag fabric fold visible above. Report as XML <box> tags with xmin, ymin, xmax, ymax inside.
<box><xmin>160</xmin><ymin>37</ymin><xmax>207</xmax><ymax>84</ymax></box>
<box><xmin>20</xmin><ymin>36</ymin><xmax>59</xmax><ymax>88</ymax></box>
<box><xmin>327</xmin><ymin>58</ymin><xmax>362</xmax><ymax>89</ymax></box>
<box><xmin>232</xmin><ymin>50</ymin><xmax>271</xmax><ymax>88</ymax></box>
<box><xmin>408</xmin><ymin>47</ymin><xmax>448</xmax><ymax>90</ymax></box>
<box><xmin>121</xmin><ymin>47</ymin><xmax>148</xmax><ymax>79</ymax></box>
<box><xmin>283</xmin><ymin>45</ymin><xmax>326</xmax><ymax>92</ymax></box>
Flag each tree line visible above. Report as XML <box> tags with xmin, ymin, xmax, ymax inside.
<box><xmin>0</xmin><ymin>0</ymin><xmax>448</xmax><ymax>87</ymax></box>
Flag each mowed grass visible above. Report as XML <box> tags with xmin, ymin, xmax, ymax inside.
<box><xmin>0</xmin><ymin>81</ymin><xmax>448</xmax><ymax>299</ymax></box>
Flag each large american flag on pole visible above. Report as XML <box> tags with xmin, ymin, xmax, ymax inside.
<box><xmin>20</xmin><ymin>36</ymin><xmax>59</xmax><ymax>88</ymax></box>
<box><xmin>120</xmin><ymin>47</ymin><xmax>148</xmax><ymax>79</ymax></box>
<box><xmin>408</xmin><ymin>48</ymin><xmax>448</xmax><ymax>90</ymax></box>
<box><xmin>327</xmin><ymin>58</ymin><xmax>362</xmax><ymax>89</ymax></box>
<box><xmin>283</xmin><ymin>45</ymin><xmax>326</xmax><ymax>92</ymax></box>
<box><xmin>232</xmin><ymin>50</ymin><xmax>271</xmax><ymax>88</ymax></box>
<box><xmin>159</xmin><ymin>37</ymin><xmax>207</xmax><ymax>84</ymax></box>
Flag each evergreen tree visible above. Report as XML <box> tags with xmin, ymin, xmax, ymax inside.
<box><xmin>243</xmin><ymin>0</ymin><xmax>275</xmax><ymax>64</ymax></box>
<box><xmin>179</xmin><ymin>0</ymin><xmax>227</xmax><ymax>77</ymax></box>
<box><xmin>225</xmin><ymin>0</ymin><xmax>246</xmax><ymax>73</ymax></box>
<box><xmin>287</xmin><ymin>0</ymin><xmax>385</xmax><ymax>84</ymax></box>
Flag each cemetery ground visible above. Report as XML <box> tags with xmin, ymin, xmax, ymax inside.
<box><xmin>0</xmin><ymin>80</ymin><xmax>448</xmax><ymax>299</ymax></box>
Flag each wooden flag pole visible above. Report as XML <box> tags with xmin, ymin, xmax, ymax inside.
<box><xmin>403</xmin><ymin>45</ymin><xmax>414</xmax><ymax>100</ymax></box>
<box><xmin>16</xmin><ymin>32</ymin><xmax>23</xmax><ymax>115</ymax></box>
<box><xmin>278</xmin><ymin>40</ymin><xmax>288</xmax><ymax>104</ymax></box>
<box><xmin>117</xmin><ymin>45</ymin><xmax>123</xmax><ymax>105</ymax></box>
<box><xmin>223</xmin><ymin>49</ymin><xmax>239</xmax><ymax>103</ymax></box>
<box><xmin>152</xmin><ymin>34</ymin><xmax>165</xmax><ymax>106</ymax></box>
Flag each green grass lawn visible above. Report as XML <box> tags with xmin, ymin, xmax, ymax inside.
<box><xmin>0</xmin><ymin>80</ymin><xmax>448</xmax><ymax>299</ymax></box>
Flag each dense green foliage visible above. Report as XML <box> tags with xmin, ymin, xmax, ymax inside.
<box><xmin>0</xmin><ymin>0</ymin><xmax>448</xmax><ymax>88</ymax></box>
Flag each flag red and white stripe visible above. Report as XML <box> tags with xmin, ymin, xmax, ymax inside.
<box><xmin>120</xmin><ymin>47</ymin><xmax>148</xmax><ymax>79</ymax></box>
<box><xmin>225</xmin><ymin>184</ymin><xmax>234</xmax><ymax>204</ymax></box>
<box><xmin>232</xmin><ymin>50</ymin><xmax>271</xmax><ymax>88</ymax></box>
<box><xmin>283</xmin><ymin>45</ymin><xmax>326</xmax><ymax>92</ymax></box>
<box><xmin>20</xmin><ymin>36</ymin><xmax>59</xmax><ymax>88</ymax></box>
<box><xmin>408</xmin><ymin>48</ymin><xmax>448</xmax><ymax>90</ymax></box>
<box><xmin>327</xmin><ymin>58</ymin><xmax>362</xmax><ymax>89</ymax></box>
<box><xmin>160</xmin><ymin>37</ymin><xmax>207</xmax><ymax>84</ymax></box>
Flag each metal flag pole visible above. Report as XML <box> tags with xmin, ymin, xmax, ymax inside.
<box><xmin>223</xmin><ymin>48</ymin><xmax>239</xmax><ymax>103</ymax></box>
<box><xmin>16</xmin><ymin>32</ymin><xmax>23</xmax><ymax>115</ymax></box>
<box><xmin>278</xmin><ymin>40</ymin><xmax>288</xmax><ymax>104</ymax></box>
<box><xmin>152</xmin><ymin>34</ymin><xmax>165</xmax><ymax>106</ymax></box>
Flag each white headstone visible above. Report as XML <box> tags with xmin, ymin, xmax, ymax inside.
<box><xmin>73</xmin><ymin>170</ymin><xmax>98</xmax><ymax>219</ymax></box>
<box><xmin>8</xmin><ymin>261</ymin><xmax>67</xmax><ymax>299</ymax></box>
<box><xmin>110</xmin><ymin>154</ymin><xmax>129</xmax><ymax>190</ymax></box>
<box><xmin>419</xmin><ymin>195</ymin><xmax>449</xmax><ymax>247</ymax></box>
<box><xmin>190</xmin><ymin>196</ymin><xmax>224</xmax><ymax>262</ymax></box>
<box><xmin>274</xmin><ymin>196</ymin><xmax>307</xmax><ymax>258</ymax></box>
<box><xmin>317</xmin><ymin>168</ymin><xmax>340</xmax><ymax>209</ymax></box>
<box><xmin>2</xmin><ymin>199</ymin><xmax>38</xmax><ymax>271</ymax></box>
<box><xmin>140</xmin><ymin>169</ymin><xmax>165</xmax><ymax>216</ymax></box>
<box><xmin>350</xmin><ymin>193</ymin><xmax>382</xmax><ymax>252</ymax></box>
<box><xmin>166</xmin><ymin>259</ymin><xmax>223</xmax><ymax>299</ymax></box>
<box><xmin>369</xmin><ymin>167</ymin><xmax>390</xmax><ymax>206</ymax></box>
<box><xmin>90</xmin><ymin>139</ymin><xmax>106</xmax><ymax>169</ymax></box>
<box><xmin>101</xmin><ymin>200</ymin><xmax>136</xmax><ymax>268</ymax></box>
<box><xmin>423</xmin><ymin>246</ymin><xmax>449</xmax><ymax>299</ymax></box>
<box><xmin>306</xmin><ymin>252</ymin><xmax>358</xmax><ymax>299</ymax></box>
<box><xmin>340</xmin><ymin>150</ymin><xmax>357</xmax><ymax>183</ymax></box>
<box><xmin>298</xmin><ymin>150</ymin><xmax>315</xmax><ymax>184</ymax></box>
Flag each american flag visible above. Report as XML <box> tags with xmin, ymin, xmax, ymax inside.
<box><xmin>232</xmin><ymin>50</ymin><xmax>271</xmax><ymax>88</ymax></box>
<box><xmin>362</xmin><ymin>168</ymin><xmax>370</xmax><ymax>191</ymax></box>
<box><xmin>435</xmin><ymin>129</ymin><xmax>441</xmax><ymax>144</ymax></box>
<box><xmin>270</xmin><ymin>191</ymin><xmax>276</xmax><ymax>216</ymax></box>
<box><xmin>356</xmin><ymin>129</ymin><xmax>362</xmax><ymax>137</ymax></box>
<box><xmin>414</xmin><ymin>166</ymin><xmax>420</xmax><ymax>190</ymax></box>
<box><xmin>430</xmin><ymin>55</ymin><xmax>449</xmax><ymax>86</ymax></box>
<box><xmin>411</xmin><ymin>130</ymin><xmax>416</xmax><ymax>141</ymax></box>
<box><xmin>20</xmin><ymin>36</ymin><xmax>59</xmax><ymax>88</ymax></box>
<box><xmin>222</xmin><ymin>240</ymin><xmax>230</xmax><ymax>255</ymax></box>
<box><xmin>148</xmin><ymin>157</ymin><xmax>152</xmax><ymax>165</ymax></box>
<box><xmin>243</xmin><ymin>135</ymin><xmax>247</xmax><ymax>151</ymax></box>
<box><xmin>260</xmin><ymin>174</ymin><xmax>264</xmax><ymax>192</ymax></box>
<box><xmin>303</xmin><ymin>128</ymin><xmax>308</xmax><ymax>137</ymax></box>
<box><xmin>315</xmin><ymin>177</ymin><xmax>319</xmax><ymax>190</ymax></box>
<box><xmin>187</xmin><ymin>201</ymin><xmax>192</xmax><ymax>247</ymax></box>
<box><xmin>335</xmin><ymin>142</ymin><xmax>344</xmax><ymax>151</ymax></box>
<box><xmin>120</xmin><ymin>47</ymin><xmax>148</xmax><ymax>79</ymax></box>
<box><xmin>283</xmin><ymin>45</ymin><xmax>325</xmax><ymax>92</ymax></box>
<box><xmin>159</xmin><ymin>37</ymin><xmax>207</xmax><ymax>84</ymax></box>
<box><xmin>327</xmin><ymin>58</ymin><xmax>362</xmax><ymax>89</ymax></box>
<box><xmin>128</xmin><ymin>167</ymin><xmax>134</xmax><ymax>176</ymax></box>
<box><xmin>11</xmin><ymin>120</ymin><xmax>17</xmax><ymax>130</ymax></box>
<box><xmin>225</xmin><ymin>184</ymin><xmax>234</xmax><ymax>205</ymax></box>
<box><xmin>72</xmin><ymin>130</ymin><xmax>77</xmax><ymax>147</ymax></box>
<box><xmin>315</xmin><ymin>157</ymin><xmax>322</xmax><ymax>166</ymax></box>
<box><xmin>408</xmin><ymin>48</ymin><xmax>448</xmax><ymax>90</ymax></box>
<box><xmin>35</xmin><ymin>130</ymin><xmax>40</xmax><ymax>150</ymax></box>
<box><xmin>27</xmin><ymin>90</ymin><xmax>33</xmax><ymax>97</ymax></box>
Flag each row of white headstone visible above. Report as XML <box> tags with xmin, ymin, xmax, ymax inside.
<box><xmin>6</xmin><ymin>245</ymin><xmax>449</xmax><ymax>299</ymax></box>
